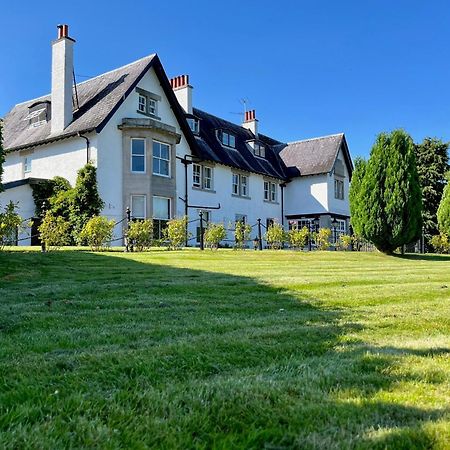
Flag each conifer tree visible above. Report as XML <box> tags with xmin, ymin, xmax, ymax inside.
<box><xmin>414</xmin><ymin>138</ymin><xmax>449</xmax><ymax>247</ymax></box>
<box><xmin>349</xmin><ymin>156</ymin><xmax>367</xmax><ymax>237</ymax></box>
<box><xmin>437</xmin><ymin>173</ymin><xmax>450</xmax><ymax>237</ymax></box>
<box><xmin>360</xmin><ymin>130</ymin><xmax>422</xmax><ymax>254</ymax></box>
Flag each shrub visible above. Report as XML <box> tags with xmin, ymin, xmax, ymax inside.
<box><xmin>0</xmin><ymin>201</ymin><xmax>22</xmax><ymax>250</ymax></box>
<box><xmin>437</xmin><ymin>172</ymin><xmax>450</xmax><ymax>237</ymax></box>
<box><xmin>338</xmin><ymin>234</ymin><xmax>352</xmax><ymax>250</ymax></box>
<box><xmin>234</xmin><ymin>221</ymin><xmax>252</xmax><ymax>250</ymax></box>
<box><xmin>79</xmin><ymin>216</ymin><xmax>115</xmax><ymax>251</ymax></box>
<box><xmin>314</xmin><ymin>228</ymin><xmax>332</xmax><ymax>251</ymax></box>
<box><xmin>38</xmin><ymin>211</ymin><xmax>71</xmax><ymax>251</ymax></box>
<box><xmin>164</xmin><ymin>216</ymin><xmax>188</xmax><ymax>250</ymax></box>
<box><xmin>204</xmin><ymin>223</ymin><xmax>227</xmax><ymax>250</ymax></box>
<box><xmin>265</xmin><ymin>222</ymin><xmax>286</xmax><ymax>249</ymax></box>
<box><xmin>127</xmin><ymin>219</ymin><xmax>154</xmax><ymax>251</ymax></box>
<box><xmin>430</xmin><ymin>233</ymin><xmax>449</xmax><ymax>254</ymax></box>
<box><xmin>288</xmin><ymin>226</ymin><xmax>309</xmax><ymax>250</ymax></box>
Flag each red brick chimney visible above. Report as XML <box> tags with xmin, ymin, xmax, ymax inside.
<box><xmin>242</xmin><ymin>109</ymin><xmax>258</xmax><ymax>137</ymax></box>
<box><xmin>170</xmin><ymin>74</ymin><xmax>193</xmax><ymax>114</ymax></box>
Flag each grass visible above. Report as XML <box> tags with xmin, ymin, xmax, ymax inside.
<box><xmin>0</xmin><ymin>248</ymin><xmax>449</xmax><ymax>449</ymax></box>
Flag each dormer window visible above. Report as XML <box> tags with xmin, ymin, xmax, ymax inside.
<box><xmin>253</xmin><ymin>142</ymin><xmax>266</xmax><ymax>158</ymax></box>
<box><xmin>25</xmin><ymin>101</ymin><xmax>50</xmax><ymax>128</ymax></box>
<box><xmin>187</xmin><ymin>117</ymin><xmax>200</xmax><ymax>134</ymax></box>
<box><xmin>136</xmin><ymin>88</ymin><xmax>161</xmax><ymax>118</ymax></box>
<box><xmin>218</xmin><ymin>130</ymin><xmax>236</xmax><ymax>148</ymax></box>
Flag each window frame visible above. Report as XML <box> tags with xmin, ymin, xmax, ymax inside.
<box><xmin>192</xmin><ymin>163</ymin><xmax>201</xmax><ymax>188</ymax></box>
<box><xmin>203</xmin><ymin>166</ymin><xmax>213</xmax><ymax>190</ymax></box>
<box><xmin>264</xmin><ymin>180</ymin><xmax>277</xmax><ymax>203</ymax></box>
<box><xmin>219</xmin><ymin>130</ymin><xmax>236</xmax><ymax>149</ymax></box>
<box><xmin>334</xmin><ymin>177</ymin><xmax>344</xmax><ymax>200</ymax></box>
<box><xmin>153</xmin><ymin>196</ymin><xmax>171</xmax><ymax>240</ymax></box>
<box><xmin>138</xmin><ymin>94</ymin><xmax>147</xmax><ymax>113</ymax></box>
<box><xmin>130</xmin><ymin>194</ymin><xmax>146</xmax><ymax>219</ymax></box>
<box><xmin>148</xmin><ymin>98</ymin><xmax>157</xmax><ymax>115</ymax></box>
<box><xmin>152</xmin><ymin>140</ymin><xmax>171</xmax><ymax>178</ymax></box>
<box><xmin>23</xmin><ymin>156</ymin><xmax>32</xmax><ymax>174</ymax></box>
<box><xmin>187</xmin><ymin>117</ymin><xmax>200</xmax><ymax>134</ymax></box>
<box><xmin>232</xmin><ymin>173</ymin><xmax>250</xmax><ymax>197</ymax></box>
<box><xmin>131</xmin><ymin>138</ymin><xmax>146</xmax><ymax>173</ymax></box>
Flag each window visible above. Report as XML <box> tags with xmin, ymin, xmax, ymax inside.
<box><xmin>235</xmin><ymin>214</ymin><xmax>246</xmax><ymax>224</ymax></box>
<box><xmin>131</xmin><ymin>195</ymin><xmax>146</xmax><ymax>219</ymax></box>
<box><xmin>336</xmin><ymin>219</ymin><xmax>346</xmax><ymax>234</ymax></box>
<box><xmin>266</xmin><ymin>218</ymin><xmax>275</xmax><ymax>229</ymax></box>
<box><xmin>153</xmin><ymin>196</ymin><xmax>171</xmax><ymax>239</ymax></box>
<box><xmin>131</xmin><ymin>139</ymin><xmax>145</xmax><ymax>173</ymax></box>
<box><xmin>148</xmin><ymin>98</ymin><xmax>157</xmax><ymax>115</ymax></box>
<box><xmin>253</xmin><ymin>143</ymin><xmax>266</xmax><ymax>158</ymax></box>
<box><xmin>153</xmin><ymin>141</ymin><xmax>170</xmax><ymax>177</ymax></box>
<box><xmin>136</xmin><ymin>89</ymin><xmax>160</xmax><ymax>117</ymax></box>
<box><xmin>232</xmin><ymin>173</ymin><xmax>249</xmax><ymax>197</ymax></box>
<box><xmin>288</xmin><ymin>219</ymin><xmax>313</xmax><ymax>231</ymax></box>
<box><xmin>193</xmin><ymin>164</ymin><xmax>201</xmax><ymax>187</ymax></box>
<box><xmin>25</xmin><ymin>102</ymin><xmax>50</xmax><ymax>128</ymax></box>
<box><xmin>334</xmin><ymin>178</ymin><xmax>344</xmax><ymax>200</ymax></box>
<box><xmin>187</xmin><ymin>117</ymin><xmax>200</xmax><ymax>134</ymax></box>
<box><xmin>218</xmin><ymin>130</ymin><xmax>236</xmax><ymax>148</ymax></box>
<box><xmin>138</xmin><ymin>94</ymin><xmax>147</xmax><ymax>113</ymax></box>
<box><xmin>264</xmin><ymin>181</ymin><xmax>277</xmax><ymax>202</ymax></box>
<box><xmin>192</xmin><ymin>164</ymin><xmax>213</xmax><ymax>190</ymax></box>
<box><xmin>24</xmin><ymin>157</ymin><xmax>32</xmax><ymax>174</ymax></box>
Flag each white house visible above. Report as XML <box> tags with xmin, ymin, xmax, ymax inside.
<box><xmin>0</xmin><ymin>25</ymin><xmax>353</xmax><ymax>246</ymax></box>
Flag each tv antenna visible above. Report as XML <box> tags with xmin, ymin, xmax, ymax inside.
<box><xmin>229</xmin><ymin>98</ymin><xmax>251</xmax><ymax>118</ymax></box>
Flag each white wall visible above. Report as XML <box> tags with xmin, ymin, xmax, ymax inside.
<box><xmin>327</xmin><ymin>148</ymin><xmax>350</xmax><ymax>216</ymax></box>
<box><xmin>284</xmin><ymin>174</ymin><xmax>329</xmax><ymax>217</ymax></box>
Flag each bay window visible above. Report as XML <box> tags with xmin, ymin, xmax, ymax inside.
<box><xmin>153</xmin><ymin>141</ymin><xmax>170</xmax><ymax>177</ymax></box>
<box><xmin>131</xmin><ymin>138</ymin><xmax>145</xmax><ymax>173</ymax></box>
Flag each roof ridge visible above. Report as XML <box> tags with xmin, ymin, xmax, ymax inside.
<box><xmin>287</xmin><ymin>133</ymin><xmax>344</xmax><ymax>145</ymax></box>
<box><xmin>13</xmin><ymin>53</ymin><xmax>157</xmax><ymax>108</ymax></box>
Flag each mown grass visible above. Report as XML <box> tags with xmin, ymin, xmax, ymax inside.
<box><xmin>0</xmin><ymin>248</ymin><xmax>449</xmax><ymax>449</ymax></box>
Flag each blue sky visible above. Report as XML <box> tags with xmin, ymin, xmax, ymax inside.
<box><xmin>1</xmin><ymin>0</ymin><xmax>450</xmax><ymax>158</ymax></box>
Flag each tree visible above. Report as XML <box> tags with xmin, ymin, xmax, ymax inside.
<box><xmin>437</xmin><ymin>172</ymin><xmax>450</xmax><ymax>237</ymax></box>
<box><xmin>414</xmin><ymin>138</ymin><xmax>449</xmax><ymax>248</ymax></box>
<box><xmin>204</xmin><ymin>223</ymin><xmax>227</xmax><ymax>250</ymax></box>
<box><xmin>0</xmin><ymin>120</ymin><xmax>4</xmax><ymax>192</ymax></box>
<box><xmin>0</xmin><ymin>201</ymin><xmax>22</xmax><ymax>250</ymax></box>
<box><xmin>359</xmin><ymin>130</ymin><xmax>422</xmax><ymax>254</ymax></box>
<box><xmin>287</xmin><ymin>226</ymin><xmax>309</xmax><ymax>250</ymax></box>
<box><xmin>349</xmin><ymin>156</ymin><xmax>367</xmax><ymax>237</ymax></box>
<box><xmin>79</xmin><ymin>216</ymin><xmax>115</xmax><ymax>251</ymax></box>
<box><xmin>127</xmin><ymin>219</ymin><xmax>154</xmax><ymax>251</ymax></box>
<box><xmin>164</xmin><ymin>216</ymin><xmax>188</xmax><ymax>250</ymax></box>
<box><xmin>71</xmin><ymin>164</ymin><xmax>104</xmax><ymax>236</ymax></box>
<box><xmin>31</xmin><ymin>177</ymin><xmax>71</xmax><ymax>217</ymax></box>
<box><xmin>265</xmin><ymin>222</ymin><xmax>286</xmax><ymax>249</ymax></box>
<box><xmin>38</xmin><ymin>211</ymin><xmax>71</xmax><ymax>251</ymax></box>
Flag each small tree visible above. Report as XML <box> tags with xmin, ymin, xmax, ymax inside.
<box><xmin>0</xmin><ymin>201</ymin><xmax>22</xmax><ymax>250</ymax></box>
<box><xmin>288</xmin><ymin>226</ymin><xmax>309</xmax><ymax>250</ymax></box>
<box><xmin>338</xmin><ymin>234</ymin><xmax>352</xmax><ymax>250</ymax></box>
<box><xmin>38</xmin><ymin>211</ymin><xmax>71</xmax><ymax>251</ymax></box>
<box><xmin>204</xmin><ymin>223</ymin><xmax>227</xmax><ymax>250</ymax></box>
<box><xmin>265</xmin><ymin>222</ymin><xmax>285</xmax><ymax>249</ymax></box>
<box><xmin>234</xmin><ymin>220</ymin><xmax>251</xmax><ymax>249</ymax></box>
<box><xmin>437</xmin><ymin>173</ymin><xmax>450</xmax><ymax>237</ymax></box>
<box><xmin>430</xmin><ymin>233</ymin><xmax>449</xmax><ymax>254</ymax></box>
<box><xmin>349</xmin><ymin>156</ymin><xmax>367</xmax><ymax>238</ymax></box>
<box><xmin>79</xmin><ymin>216</ymin><xmax>115</xmax><ymax>251</ymax></box>
<box><xmin>71</xmin><ymin>164</ymin><xmax>104</xmax><ymax>237</ymax></box>
<box><xmin>314</xmin><ymin>228</ymin><xmax>332</xmax><ymax>251</ymax></box>
<box><xmin>127</xmin><ymin>219</ymin><xmax>154</xmax><ymax>251</ymax></box>
<box><xmin>164</xmin><ymin>216</ymin><xmax>188</xmax><ymax>250</ymax></box>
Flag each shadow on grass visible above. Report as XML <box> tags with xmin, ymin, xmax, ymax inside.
<box><xmin>397</xmin><ymin>253</ymin><xmax>450</xmax><ymax>262</ymax></box>
<box><xmin>0</xmin><ymin>250</ymin><xmax>448</xmax><ymax>449</ymax></box>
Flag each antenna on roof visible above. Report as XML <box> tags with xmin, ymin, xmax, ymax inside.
<box><xmin>229</xmin><ymin>98</ymin><xmax>250</xmax><ymax>118</ymax></box>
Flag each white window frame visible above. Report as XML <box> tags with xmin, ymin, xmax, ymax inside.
<box><xmin>203</xmin><ymin>166</ymin><xmax>213</xmax><ymax>190</ymax></box>
<box><xmin>336</xmin><ymin>219</ymin><xmax>346</xmax><ymax>233</ymax></box>
<box><xmin>152</xmin><ymin>140</ymin><xmax>171</xmax><ymax>177</ymax></box>
<box><xmin>232</xmin><ymin>173</ymin><xmax>239</xmax><ymax>195</ymax></box>
<box><xmin>148</xmin><ymin>98</ymin><xmax>157</xmax><ymax>116</ymax></box>
<box><xmin>219</xmin><ymin>130</ymin><xmax>236</xmax><ymax>148</ymax></box>
<box><xmin>23</xmin><ymin>157</ymin><xmax>32</xmax><ymax>174</ymax></box>
<box><xmin>254</xmin><ymin>143</ymin><xmax>266</xmax><ymax>158</ymax></box>
<box><xmin>153</xmin><ymin>196</ymin><xmax>171</xmax><ymax>220</ymax></box>
<box><xmin>232</xmin><ymin>173</ymin><xmax>249</xmax><ymax>197</ymax></box>
<box><xmin>264</xmin><ymin>181</ymin><xmax>277</xmax><ymax>202</ymax></box>
<box><xmin>193</xmin><ymin>163</ymin><xmax>201</xmax><ymax>187</ymax></box>
<box><xmin>131</xmin><ymin>138</ymin><xmax>146</xmax><ymax>173</ymax></box>
<box><xmin>131</xmin><ymin>194</ymin><xmax>146</xmax><ymax>219</ymax></box>
<box><xmin>187</xmin><ymin>117</ymin><xmax>200</xmax><ymax>134</ymax></box>
<box><xmin>334</xmin><ymin>177</ymin><xmax>344</xmax><ymax>200</ymax></box>
<box><xmin>240</xmin><ymin>175</ymin><xmax>248</xmax><ymax>197</ymax></box>
<box><xmin>138</xmin><ymin>94</ymin><xmax>147</xmax><ymax>113</ymax></box>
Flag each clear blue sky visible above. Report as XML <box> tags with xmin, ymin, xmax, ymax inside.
<box><xmin>1</xmin><ymin>0</ymin><xmax>450</xmax><ymax>158</ymax></box>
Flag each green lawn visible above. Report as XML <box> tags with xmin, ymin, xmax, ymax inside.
<box><xmin>0</xmin><ymin>249</ymin><xmax>449</xmax><ymax>449</ymax></box>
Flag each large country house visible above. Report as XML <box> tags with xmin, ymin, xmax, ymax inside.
<box><xmin>1</xmin><ymin>25</ymin><xmax>353</xmax><ymax>245</ymax></box>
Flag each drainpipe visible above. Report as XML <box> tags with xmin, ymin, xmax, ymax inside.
<box><xmin>78</xmin><ymin>132</ymin><xmax>90</xmax><ymax>164</ymax></box>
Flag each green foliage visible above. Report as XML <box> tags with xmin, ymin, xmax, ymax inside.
<box><xmin>127</xmin><ymin>219</ymin><xmax>154</xmax><ymax>251</ymax></box>
<box><xmin>287</xmin><ymin>225</ymin><xmax>309</xmax><ymax>250</ymax></box>
<box><xmin>430</xmin><ymin>233</ymin><xmax>449</xmax><ymax>254</ymax></box>
<box><xmin>349</xmin><ymin>156</ymin><xmax>367</xmax><ymax>237</ymax></box>
<box><xmin>437</xmin><ymin>172</ymin><xmax>450</xmax><ymax>237</ymax></box>
<box><xmin>338</xmin><ymin>234</ymin><xmax>352</xmax><ymax>250</ymax></box>
<box><xmin>314</xmin><ymin>227</ymin><xmax>332</xmax><ymax>250</ymax></box>
<box><xmin>358</xmin><ymin>130</ymin><xmax>422</xmax><ymax>254</ymax></box>
<box><xmin>79</xmin><ymin>216</ymin><xmax>115</xmax><ymax>251</ymax></box>
<box><xmin>0</xmin><ymin>201</ymin><xmax>22</xmax><ymax>249</ymax></box>
<box><xmin>31</xmin><ymin>177</ymin><xmax>71</xmax><ymax>217</ymax></box>
<box><xmin>265</xmin><ymin>222</ymin><xmax>286</xmax><ymax>249</ymax></box>
<box><xmin>71</xmin><ymin>164</ymin><xmax>104</xmax><ymax>236</ymax></box>
<box><xmin>164</xmin><ymin>216</ymin><xmax>188</xmax><ymax>250</ymax></box>
<box><xmin>415</xmin><ymin>138</ymin><xmax>449</xmax><ymax>246</ymax></box>
<box><xmin>234</xmin><ymin>220</ymin><xmax>252</xmax><ymax>249</ymax></box>
<box><xmin>38</xmin><ymin>211</ymin><xmax>71</xmax><ymax>251</ymax></box>
<box><xmin>204</xmin><ymin>223</ymin><xmax>227</xmax><ymax>250</ymax></box>
<box><xmin>0</xmin><ymin>120</ymin><xmax>4</xmax><ymax>193</ymax></box>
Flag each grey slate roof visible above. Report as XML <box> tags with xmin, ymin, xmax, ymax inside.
<box><xmin>3</xmin><ymin>55</ymin><xmax>157</xmax><ymax>151</ymax></box>
<box><xmin>277</xmin><ymin>134</ymin><xmax>352</xmax><ymax>177</ymax></box>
